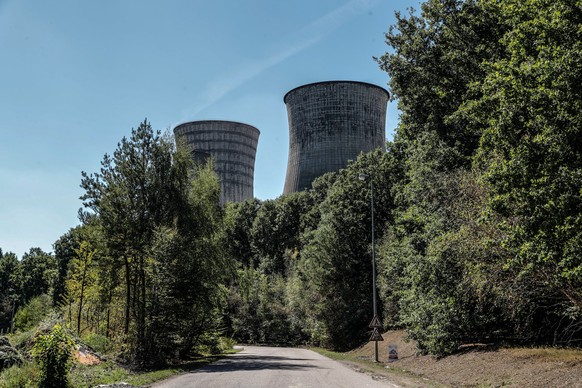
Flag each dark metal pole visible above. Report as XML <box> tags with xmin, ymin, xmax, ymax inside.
<box><xmin>360</xmin><ymin>173</ymin><xmax>380</xmax><ymax>362</ymax></box>
<box><xmin>370</xmin><ymin>178</ymin><xmax>379</xmax><ymax>363</ymax></box>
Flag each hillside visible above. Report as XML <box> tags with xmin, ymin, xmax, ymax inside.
<box><xmin>346</xmin><ymin>331</ymin><xmax>582</xmax><ymax>387</ymax></box>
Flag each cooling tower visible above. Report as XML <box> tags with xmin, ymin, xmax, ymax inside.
<box><xmin>173</xmin><ymin>120</ymin><xmax>260</xmax><ymax>204</ymax></box>
<box><xmin>283</xmin><ymin>81</ymin><xmax>389</xmax><ymax>194</ymax></box>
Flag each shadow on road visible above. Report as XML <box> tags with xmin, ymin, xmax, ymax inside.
<box><xmin>190</xmin><ymin>354</ymin><xmax>325</xmax><ymax>373</ymax></box>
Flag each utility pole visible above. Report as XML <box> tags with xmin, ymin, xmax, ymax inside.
<box><xmin>359</xmin><ymin>173</ymin><xmax>383</xmax><ymax>362</ymax></box>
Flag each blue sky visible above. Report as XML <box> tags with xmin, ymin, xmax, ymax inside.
<box><xmin>0</xmin><ymin>0</ymin><xmax>420</xmax><ymax>257</ymax></box>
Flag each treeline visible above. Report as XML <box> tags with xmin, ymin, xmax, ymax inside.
<box><xmin>223</xmin><ymin>0</ymin><xmax>582</xmax><ymax>356</ymax></box>
<box><xmin>1</xmin><ymin>0</ymin><xmax>580</xmax><ymax>364</ymax></box>
<box><xmin>1</xmin><ymin>122</ymin><xmax>229</xmax><ymax>367</ymax></box>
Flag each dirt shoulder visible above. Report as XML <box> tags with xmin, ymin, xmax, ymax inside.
<box><xmin>344</xmin><ymin>330</ymin><xmax>582</xmax><ymax>387</ymax></box>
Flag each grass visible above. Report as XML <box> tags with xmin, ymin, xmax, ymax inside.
<box><xmin>69</xmin><ymin>352</ymin><xmax>239</xmax><ymax>387</ymax></box>
<box><xmin>310</xmin><ymin>347</ymin><xmax>444</xmax><ymax>388</ymax></box>
<box><xmin>0</xmin><ymin>362</ymin><xmax>40</xmax><ymax>388</ymax></box>
<box><xmin>0</xmin><ymin>351</ymin><xmax>239</xmax><ymax>388</ymax></box>
<box><xmin>506</xmin><ymin>346</ymin><xmax>582</xmax><ymax>363</ymax></box>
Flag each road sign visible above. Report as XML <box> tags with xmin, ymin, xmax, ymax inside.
<box><xmin>368</xmin><ymin>315</ymin><xmax>382</xmax><ymax>328</ymax></box>
<box><xmin>369</xmin><ymin>327</ymin><xmax>384</xmax><ymax>341</ymax></box>
<box><xmin>388</xmin><ymin>344</ymin><xmax>398</xmax><ymax>361</ymax></box>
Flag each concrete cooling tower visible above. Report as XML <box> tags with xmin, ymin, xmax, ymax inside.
<box><xmin>283</xmin><ymin>81</ymin><xmax>389</xmax><ymax>194</ymax></box>
<box><xmin>173</xmin><ymin>120</ymin><xmax>260</xmax><ymax>204</ymax></box>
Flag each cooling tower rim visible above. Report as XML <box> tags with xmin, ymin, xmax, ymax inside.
<box><xmin>173</xmin><ymin>120</ymin><xmax>260</xmax><ymax>136</ymax></box>
<box><xmin>284</xmin><ymin>80</ymin><xmax>389</xmax><ymax>104</ymax></box>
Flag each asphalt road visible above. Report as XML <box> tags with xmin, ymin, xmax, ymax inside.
<box><xmin>150</xmin><ymin>346</ymin><xmax>399</xmax><ymax>388</ymax></box>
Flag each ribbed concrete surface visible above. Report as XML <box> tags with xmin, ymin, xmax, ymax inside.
<box><xmin>174</xmin><ymin>120</ymin><xmax>260</xmax><ymax>204</ymax></box>
<box><xmin>283</xmin><ymin>81</ymin><xmax>388</xmax><ymax>194</ymax></box>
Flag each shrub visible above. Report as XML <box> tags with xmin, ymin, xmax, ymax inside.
<box><xmin>218</xmin><ymin>337</ymin><xmax>236</xmax><ymax>352</ymax></box>
<box><xmin>14</xmin><ymin>295</ymin><xmax>52</xmax><ymax>332</ymax></box>
<box><xmin>0</xmin><ymin>362</ymin><xmax>40</xmax><ymax>388</ymax></box>
<box><xmin>32</xmin><ymin>324</ymin><xmax>73</xmax><ymax>388</ymax></box>
<box><xmin>0</xmin><ymin>336</ymin><xmax>23</xmax><ymax>372</ymax></box>
<box><xmin>82</xmin><ymin>333</ymin><xmax>112</xmax><ymax>355</ymax></box>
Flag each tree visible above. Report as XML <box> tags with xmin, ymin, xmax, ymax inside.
<box><xmin>223</xmin><ymin>198</ymin><xmax>261</xmax><ymax>267</ymax></box>
<box><xmin>32</xmin><ymin>323</ymin><xmax>73</xmax><ymax>388</ymax></box>
<box><xmin>18</xmin><ymin>248</ymin><xmax>56</xmax><ymax>303</ymax></box>
<box><xmin>80</xmin><ymin>120</ymin><xmax>182</xmax><ymax>351</ymax></box>
<box><xmin>67</xmin><ymin>240</ymin><xmax>97</xmax><ymax>335</ymax></box>
<box><xmin>376</xmin><ymin>0</ymin><xmax>505</xmax><ymax>163</ymax></box>
<box><xmin>146</xmin><ymin>161</ymin><xmax>227</xmax><ymax>361</ymax></box>
<box><xmin>80</xmin><ymin>119</ymin><xmax>228</xmax><ymax>364</ymax></box>
<box><xmin>0</xmin><ymin>251</ymin><xmax>20</xmax><ymax>331</ymax></box>
<box><xmin>465</xmin><ymin>0</ymin><xmax>582</xmax><ymax>342</ymax></box>
<box><xmin>53</xmin><ymin>228</ymin><xmax>82</xmax><ymax>307</ymax></box>
<box><xmin>298</xmin><ymin>149</ymin><xmax>398</xmax><ymax>350</ymax></box>
<box><xmin>250</xmin><ymin>192</ymin><xmax>309</xmax><ymax>275</ymax></box>
<box><xmin>376</xmin><ymin>0</ymin><xmax>582</xmax><ymax>354</ymax></box>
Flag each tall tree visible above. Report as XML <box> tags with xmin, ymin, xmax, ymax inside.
<box><xmin>67</xmin><ymin>240</ymin><xmax>97</xmax><ymax>335</ymax></box>
<box><xmin>81</xmin><ymin>120</ymin><xmax>189</xmax><ymax>361</ymax></box>
<box><xmin>465</xmin><ymin>0</ymin><xmax>582</xmax><ymax>342</ymax></box>
<box><xmin>374</xmin><ymin>0</ymin><xmax>510</xmax><ymax>355</ymax></box>
<box><xmin>299</xmin><ymin>149</ymin><xmax>398</xmax><ymax>350</ymax></box>
<box><xmin>53</xmin><ymin>228</ymin><xmax>82</xmax><ymax>307</ymax></box>
<box><xmin>0</xmin><ymin>251</ymin><xmax>20</xmax><ymax>331</ymax></box>
<box><xmin>18</xmin><ymin>248</ymin><xmax>56</xmax><ymax>303</ymax></box>
<box><xmin>80</xmin><ymin>119</ymin><xmax>227</xmax><ymax>364</ymax></box>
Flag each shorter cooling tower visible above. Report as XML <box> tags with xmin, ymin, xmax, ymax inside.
<box><xmin>283</xmin><ymin>81</ymin><xmax>389</xmax><ymax>194</ymax></box>
<box><xmin>173</xmin><ymin>120</ymin><xmax>260</xmax><ymax>204</ymax></box>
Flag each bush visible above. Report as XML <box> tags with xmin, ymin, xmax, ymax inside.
<box><xmin>0</xmin><ymin>362</ymin><xmax>40</xmax><ymax>388</ymax></box>
<box><xmin>218</xmin><ymin>337</ymin><xmax>236</xmax><ymax>352</ymax></box>
<box><xmin>0</xmin><ymin>337</ymin><xmax>23</xmax><ymax>372</ymax></box>
<box><xmin>32</xmin><ymin>324</ymin><xmax>73</xmax><ymax>388</ymax></box>
<box><xmin>14</xmin><ymin>295</ymin><xmax>52</xmax><ymax>332</ymax></box>
<box><xmin>82</xmin><ymin>333</ymin><xmax>112</xmax><ymax>355</ymax></box>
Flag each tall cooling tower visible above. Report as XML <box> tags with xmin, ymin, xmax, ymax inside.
<box><xmin>173</xmin><ymin>120</ymin><xmax>260</xmax><ymax>204</ymax></box>
<box><xmin>283</xmin><ymin>81</ymin><xmax>389</xmax><ymax>194</ymax></box>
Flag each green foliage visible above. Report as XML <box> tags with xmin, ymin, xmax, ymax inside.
<box><xmin>81</xmin><ymin>333</ymin><xmax>112</xmax><ymax>355</ymax></box>
<box><xmin>52</xmin><ymin>228</ymin><xmax>82</xmax><ymax>307</ymax></box>
<box><xmin>32</xmin><ymin>324</ymin><xmax>73</xmax><ymax>388</ymax></box>
<box><xmin>375</xmin><ymin>0</ymin><xmax>582</xmax><ymax>355</ymax></box>
<box><xmin>78</xmin><ymin>120</ymin><xmax>231</xmax><ymax>365</ymax></box>
<box><xmin>143</xmin><ymin>161</ymin><xmax>228</xmax><ymax>363</ymax></box>
<box><xmin>14</xmin><ymin>295</ymin><xmax>53</xmax><ymax>332</ymax></box>
<box><xmin>0</xmin><ymin>252</ymin><xmax>19</xmax><ymax>332</ymax></box>
<box><xmin>223</xmin><ymin>199</ymin><xmax>261</xmax><ymax>267</ymax></box>
<box><xmin>67</xmin><ymin>239</ymin><xmax>100</xmax><ymax>337</ymax></box>
<box><xmin>0</xmin><ymin>336</ymin><xmax>23</xmax><ymax>373</ymax></box>
<box><xmin>228</xmin><ymin>267</ymin><xmax>301</xmax><ymax>344</ymax></box>
<box><xmin>250</xmin><ymin>192</ymin><xmax>309</xmax><ymax>275</ymax></box>
<box><xmin>18</xmin><ymin>248</ymin><xmax>56</xmax><ymax>304</ymax></box>
<box><xmin>297</xmin><ymin>149</ymin><xmax>399</xmax><ymax>350</ymax></box>
<box><xmin>68</xmin><ymin>361</ymin><xmax>129</xmax><ymax>388</ymax></box>
<box><xmin>469</xmin><ymin>0</ymin><xmax>582</xmax><ymax>326</ymax></box>
<box><xmin>0</xmin><ymin>362</ymin><xmax>40</xmax><ymax>388</ymax></box>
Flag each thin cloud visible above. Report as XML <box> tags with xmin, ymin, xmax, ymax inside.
<box><xmin>181</xmin><ymin>0</ymin><xmax>380</xmax><ymax>120</ymax></box>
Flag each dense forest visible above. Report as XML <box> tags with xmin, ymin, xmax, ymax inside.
<box><xmin>1</xmin><ymin>0</ymin><xmax>580</xmax><ymax>371</ymax></box>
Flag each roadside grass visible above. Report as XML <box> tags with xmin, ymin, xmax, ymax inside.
<box><xmin>310</xmin><ymin>347</ymin><xmax>443</xmax><ymax>388</ymax></box>
<box><xmin>506</xmin><ymin>347</ymin><xmax>582</xmax><ymax>363</ymax></box>
<box><xmin>0</xmin><ymin>350</ymin><xmax>239</xmax><ymax>388</ymax></box>
<box><xmin>70</xmin><ymin>351</ymin><xmax>239</xmax><ymax>387</ymax></box>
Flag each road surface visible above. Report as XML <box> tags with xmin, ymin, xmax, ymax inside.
<box><xmin>150</xmin><ymin>346</ymin><xmax>399</xmax><ymax>388</ymax></box>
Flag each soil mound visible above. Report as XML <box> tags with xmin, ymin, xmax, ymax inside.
<box><xmin>348</xmin><ymin>330</ymin><xmax>582</xmax><ymax>387</ymax></box>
